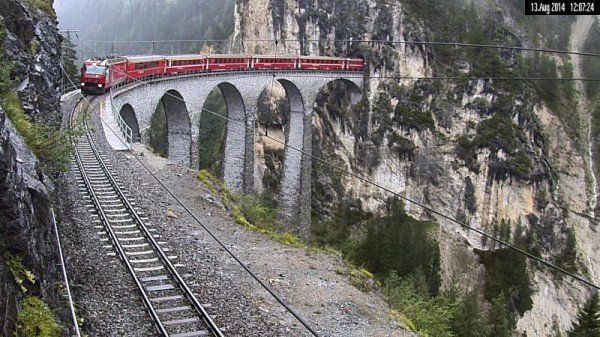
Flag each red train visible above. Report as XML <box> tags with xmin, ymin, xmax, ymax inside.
<box><xmin>80</xmin><ymin>54</ymin><xmax>365</xmax><ymax>94</ymax></box>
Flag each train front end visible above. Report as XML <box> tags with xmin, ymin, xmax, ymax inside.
<box><xmin>80</xmin><ymin>60</ymin><xmax>108</xmax><ymax>94</ymax></box>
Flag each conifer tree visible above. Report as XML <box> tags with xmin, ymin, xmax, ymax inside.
<box><xmin>61</xmin><ymin>33</ymin><xmax>79</xmax><ymax>91</ymax></box>
<box><xmin>569</xmin><ymin>292</ymin><xmax>600</xmax><ymax>337</ymax></box>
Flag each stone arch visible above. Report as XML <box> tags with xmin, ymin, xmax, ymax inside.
<box><xmin>279</xmin><ymin>77</ymin><xmax>364</xmax><ymax>237</ymax></box>
<box><xmin>159</xmin><ymin>89</ymin><xmax>192</xmax><ymax>166</ymax></box>
<box><xmin>119</xmin><ymin>104</ymin><xmax>140</xmax><ymax>142</ymax></box>
<box><xmin>200</xmin><ymin>82</ymin><xmax>247</xmax><ymax>193</ymax></box>
<box><xmin>317</xmin><ymin>78</ymin><xmax>363</xmax><ymax>105</ymax></box>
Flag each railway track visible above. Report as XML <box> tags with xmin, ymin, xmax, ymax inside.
<box><xmin>70</xmin><ymin>96</ymin><xmax>224</xmax><ymax>337</ymax></box>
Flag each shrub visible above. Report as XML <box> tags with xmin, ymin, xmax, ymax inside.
<box><xmin>16</xmin><ymin>296</ymin><xmax>61</xmax><ymax>337</ymax></box>
<box><xmin>238</xmin><ymin>194</ymin><xmax>277</xmax><ymax>230</ymax></box>
<box><xmin>387</xmin><ymin>131</ymin><xmax>416</xmax><ymax>160</ymax></box>
<box><xmin>394</xmin><ymin>103</ymin><xmax>435</xmax><ymax>131</ymax></box>
<box><xmin>555</xmin><ymin>228</ymin><xmax>578</xmax><ymax>275</ymax></box>
<box><xmin>198</xmin><ymin>88</ymin><xmax>227</xmax><ymax>175</ymax></box>
<box><xmin>384</xmin><ymin>270</ymin><xmax>456</xmax><ymax>336</ymax></box>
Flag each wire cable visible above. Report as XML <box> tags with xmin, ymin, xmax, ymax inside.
<box><xmin>77</xmin><ymin>40</ymin><xmax>600</xmax><ymax>290</ymax></box>
<box><xmin>60</xmin><ymin>65</ymin><xmax>323</xmax><ymax>337</ymax></box>
<box><xmin>78</xmin><ymin>37</ymin><xmax>600</xmax><ymax>58</ymax></box>
<box><xmin>98</xmin><ymin>64</ymin><xmax>600</xmax><ymax>291</ymax></box>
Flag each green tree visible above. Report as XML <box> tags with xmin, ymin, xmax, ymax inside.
<box><xmin>487</xmin><ymin>295</ymin><xmax>515</xmax><ymax>337</ymax></box>
<box><xmin>355</xmin><ymin>197</ymin><xmax>441</xmax><ymax>295</ymax></box>
<box><xmin>451</xmin><ymin>291</ymin><xmax>490</xmax><ymax>337</ymax></box>
<box><xmin>197</xmin><ymin>88</ymin><xmax>227</xmax><ymax>176</ymax></box>
<box><xmin>569</xmin><ymin>292</ymin><xmax>600</xmax><ymax>337</ymax></box>
<box><xmin>61</xmin><ymin>33</ymin><xmax>79</xmax><ymax>90</ymax></box>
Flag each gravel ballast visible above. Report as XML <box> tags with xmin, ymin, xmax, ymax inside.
<box><xmin>59</xmin><ymin>93</ymin><xmax>410</xmax><ymax>336</ymax></box>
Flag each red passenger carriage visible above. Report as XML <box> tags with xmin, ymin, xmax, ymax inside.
<box><xmin>80</xmin><ymin>53</ymin><xmax>364</xmax><ymax>94</ymax></box>
<box><xmin>252</xmin><ymin>55</ymin><xmax>297</xmax><ymax>70</ymax></box>
<box><xmin>165</xmin><ymin>54</ymin><xmax>207</xmax><ymax>75</ymax></box>
<box><xmin>206</xmin><ymin>55</ymin><xmax>251</xmax><ymax>71</ymax></box>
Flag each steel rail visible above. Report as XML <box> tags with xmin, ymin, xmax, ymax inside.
<box><xmin>84</xmin><ymin>124</ymin><xmax>224</xmax><ymax>337</ymax></box>
<box><xmin>70</xmin><ymin>97</ymin><xmax>224</xmax><ymax>336</ymax></box>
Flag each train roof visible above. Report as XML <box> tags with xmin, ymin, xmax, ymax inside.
<box><xmin>298</xmin><ymin>55</ymin><xmax>347</xmax><ymax>60</ymax></box>
<box><xmin>124</xmin><ymin>55</ymin><xmax>166</xmax><ymax>63</ymax></box>
<box><xmin>205</xmin><ymin>54</ymin><xmax>252</xmax><ymax>58</ymax></box>
<box><xmin>253</xmin><ymin>55</ymin><xmax>298</xmax><ymax>59</ymax></box>
<box><xmin>164</xmin><ymin>54</ymin><xmax>206</xmax><ymax>61</ymax></box>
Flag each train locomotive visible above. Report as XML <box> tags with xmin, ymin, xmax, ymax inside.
<box><xmin>80</xmin><ymin>54</ymin><xmax>364</xmax><ymax>94</ymax></box>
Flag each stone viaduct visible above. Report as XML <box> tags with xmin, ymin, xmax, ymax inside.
<box><xmin>109</xmin><ymin>71</ymin><xmax>363</xmax><ymax>235</ymax></box>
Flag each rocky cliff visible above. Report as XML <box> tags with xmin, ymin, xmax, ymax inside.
<box><xmin>233</xmin><ymin>0</ymin><xmax>599</xmax><ymax>334</ymax></box>
<box><xmin>0</xmin><ymin>0</ymin><xmax>70</xmax><ymax>335</ymax></box>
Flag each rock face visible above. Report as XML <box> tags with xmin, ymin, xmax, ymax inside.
<box><xmin>0</xmin><ymin>0</ymin><xmax>62</xmax><ymax>124</ymax></box>
<box><xmin>233</xmin><ymin>0</ymin><xmax>599</xmax><ymax>334</ymax></box>
<box><xmin>0</xmin><ymin>1</ymin><xmax>68</xmax><ymax>335</ymax></box>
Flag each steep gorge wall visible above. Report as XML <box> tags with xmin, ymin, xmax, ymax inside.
<box><xmin>0</xmin><ymin>0</ymin><xmax>69</xmax><ymax>335</ymax></box>
<box><xmin>233</xmin><ymin>0</ymin><xmax>599</xmax><ymax>334</ymax></box>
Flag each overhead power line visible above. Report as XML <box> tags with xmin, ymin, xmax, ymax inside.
<box><xmin>60</xmin><ymin>66</ymin><xmax>323</xmax><ymax>337</ymax></box>
<box><xmin>78</xmin><ymin>37</ymin><xmax>600</xmax><ymax>58</ymax></box>
<box><xmin>76</xmin><ymin>39</ymin><xmax>600</xmax><ymax>292</ymax></box>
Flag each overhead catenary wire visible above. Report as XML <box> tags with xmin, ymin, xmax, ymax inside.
<box><xmin>76</xmin><ymin>58</ymin><xmax>600</xmax><ymax>292</ymax></box>
<box><xmin>76</xmin><ymin>38</ymin><xmax>600</xmax><ymax>290</ymax></box>
<box><xmin>60</xmin><ymin>65</ymin><xmax>323</xmax><ymax>337</ymax></box>
<box><xmin>78</xmin><ymin>37</ymin><xmax>600</xmax><ymax>58</ymax></box>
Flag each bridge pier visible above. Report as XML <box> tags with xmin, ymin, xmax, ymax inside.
<box><xmin>109</xmin><ymin>73</ymin><xmax>363</xmax><ymax>239</ymax></box>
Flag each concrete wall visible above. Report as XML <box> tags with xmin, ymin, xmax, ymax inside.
<box><xmin>110</xmin><ymin>71</ymin><xmax>363</xmax><ymax>236</ymax></box>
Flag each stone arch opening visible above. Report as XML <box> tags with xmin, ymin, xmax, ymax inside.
<box><xmin>119</xmin><ymin>104</ymin><xmax>140</xmax><ymax>142</ymax></box>
<box><xmin>310</xmin><ymin>78</ymin><xmax>364</xmax><ymax>225</ymax></box>
<box><xmin>149</xmin><ymin>90</ymin><xmax>192</xmax><ymax>166</ymax></box>
<box><xmin>253</xmin><ymin>80</ymin><xmax>292</xmax><ymax>196</ymax></box>
<box><xmin>197</xmin><ymin>82</ymin><xmax>247</xmax><ymax>193</ymax></box>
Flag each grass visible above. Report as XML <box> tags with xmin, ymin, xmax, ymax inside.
<box><xmin>16</xmin><ymin>296</ymin><xmax>61</xmax><ymax>337</ymax></box>
<box><xmin>197</xmin><ymin>169</ymin><xmax>305</xmax><ymax>248</ymax></box>
<box><xmin>26</xmin><ymin>0</ymin><xmax>56</xmax><ymax>17</ymax></box>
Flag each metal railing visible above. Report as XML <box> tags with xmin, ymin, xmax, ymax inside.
<box><xmin>108</xmin><ymin>89</ymin><xmax>133</xmax><ymax>147</ymax></box>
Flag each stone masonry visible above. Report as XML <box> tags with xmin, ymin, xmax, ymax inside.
<box><xmin>110</xmin><ymin>71</ymin><xmax>363</xmax><ymax>236</ymax></box>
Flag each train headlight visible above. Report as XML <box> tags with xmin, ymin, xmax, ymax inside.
<box><xmin>97</xmin><ymin>84</ymin><xmax>103</xmax><ymax>87</ymax></box>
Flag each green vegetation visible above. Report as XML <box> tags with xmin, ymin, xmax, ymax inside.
<box><xmin>354</xmin><ymin>198</ymin><xmax>441</xmax><ymax>295</ymax></box>
<box><xmin>457</xmin><ymin>113</ymin><xmax>533</xmax><ymax>178</ymax></box>
<box><xmin>555</xmin><ymin>228</ymin><xmax>578</xmax><ymax>276</ymax></box>
<box><xmin>582</xmin><ymin>19</ymin><xmax>600</xmax><ymax>98</ymax></box>
<box><xmin>197</xmin><ymin>89</ymin><xmax>227</xmax><ymax>176</ymax></box>
<box><xmin>26</xmin><ymin>0</ymin><xmax>55</xmax><ymax>16</ymax></box>
<box><xmin>197</xmin><ymin>170</ymin><xmax>305</xmax><ymax>248</ymax></box>
<box><xmin>4</xmin><ymin>253</ymin><xmax>36</xmax><ymax>293</ymax></box>
<box><xmin>148</xmin><ymin>102</ymin><xmax>168</xmax><ymax>157</ymax></box>
<box><xmin>475</xmin><ymin>248</ymin><xmax>533</xmax><ymax>315</ymax></box>
<box><xmin>385</xmin><ymin>272</ymin><xmax>513</xmax><ymax>337</ymax></box>
<box><xmin>394</xmin><ymin>103</ymin><xmax>435</xmax><ymax>131</ymax></box>
<box><xmin>16</xmin><ymin>296</ymin><xmax>61</xmax><ymax>337</ymax></box>
<box><xmin>569</xmin><ymin>292</ymin><xmax>600</xmax><ymax>337</ymax></box>
<box><xmin>61</xmin><ymin>33</ymin><xmax>79</xmax><ymax>89</ymax></box>
<box><xmin>1</xmin><ymin>27</ymin><xmax>80</xmax><ymax>176</ymax></box>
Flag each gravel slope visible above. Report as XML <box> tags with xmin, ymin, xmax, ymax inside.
<box><xmin>60</xmin><ymin>93</ymin><xmax>410</xmax><ymax>336</ymax></box>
